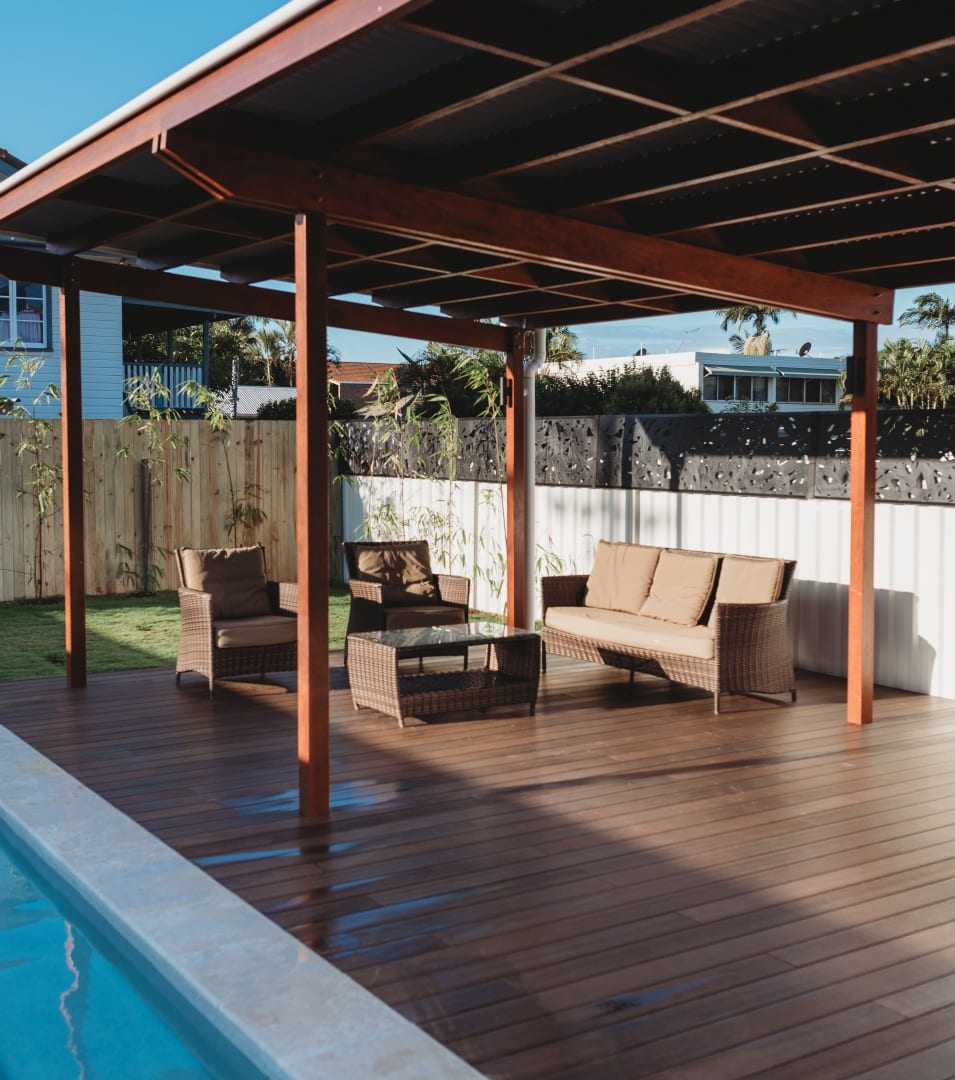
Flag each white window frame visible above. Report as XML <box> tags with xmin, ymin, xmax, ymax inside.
<box><xmin>776</xmin><ymin>376</ymin><xmax>838</xmax><ymax>405</ymax></box>
<box><xmin>0</xmin><ymin>278</ymin><xmax>49</xmax><ymax>349</ymax></box>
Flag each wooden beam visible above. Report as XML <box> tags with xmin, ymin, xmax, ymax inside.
<box><xmin>155</xmin><ymin>133</ymin><xmax>893</xmax><ymax>324</ymax></box>
<box><xmin>59</xmin><ymin>264</ymin><xmax>86</xmax><ymax>688</ymax></box>
<box><xmin>0</xmin><ymin>245</ymin><xmax>510</xmax><ymax>350</ymax></box>
<box><xmin>505</xmin><ymin>329</ymin><xmax>529</xmax><ymax>629</ymax></box>
<box><xmin>0</xmin><ymin>0</ymin><xmax>428</xmax><ymax>222</ymax></box>
<box><xmin>295</xmin><ymin>211</ymin><xmax>331</xmax><ymax>817</ymax></box>
<box><xmin>847</xmin><ymin>321</ymin><xmax>878</xmax><ymax>726</ymax></box>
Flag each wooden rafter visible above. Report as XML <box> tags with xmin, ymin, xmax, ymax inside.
<box><xmin>154</xmin><ymin>132</ymin><xmax>893</xmax><ymax>323</ymax></box>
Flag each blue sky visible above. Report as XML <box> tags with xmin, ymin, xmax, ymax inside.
<box><xmin>5</xmin><ymin>0</ymin><xmax>952</xmax><ymax>362</ymax></box>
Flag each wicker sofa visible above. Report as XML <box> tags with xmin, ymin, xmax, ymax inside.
<box><xmin>541</xmin><ymin>542</ymin><xmax>797</xmax><ymax>713</ymax></box>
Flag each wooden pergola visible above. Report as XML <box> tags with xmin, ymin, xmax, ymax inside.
<box><xmin>3</xmin><ymin>0</ymin><xmax>952</xmax><ymax>815</ymax></box>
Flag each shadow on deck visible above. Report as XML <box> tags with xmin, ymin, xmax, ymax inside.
<box><xmin>3</xmin><ymin>657</ymin><xmax>955</xmax><ymax>1078</ymax></box>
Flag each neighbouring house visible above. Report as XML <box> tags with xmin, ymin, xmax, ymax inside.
<box><xmin>578</xmin><ymin>350</ymin><xmax>846</xmax><ymax>412</ymax></box>
<box><xmin>217</xmin><ymin>362</ymin><xmax>403</xmax><ymax>418</ymax></box>
<box><xmin>330</xmin><ymin>361</ymin><xmax>401</xmax><ymax>406</ymax></box>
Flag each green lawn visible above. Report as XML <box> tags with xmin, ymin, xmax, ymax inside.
<box><xmin>0</xmin><ymin>587</ymin><xmax>351</xmax><ymax>682</ymax></box>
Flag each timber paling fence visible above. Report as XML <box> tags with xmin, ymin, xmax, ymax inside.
<box><xmin>0</xmin><ymin>419</ymin><xmax>300</xmax><ymax>604</ymax></box>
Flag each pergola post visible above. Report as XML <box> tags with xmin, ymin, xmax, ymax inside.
<box><xmin>505</xmin><ymin>329</ymin><xmax>529</xmax><ymax>628</ymax></box>
<box><xmin>59</xmin><ymin>264</ymin><xmax>86</xmax><ymax>687</ymax></box>
<box><xmin>294</xmin><ymin>210</ymin><xmax>331</xmax><ymax>815</ymax></box>
<box><xmin>847</xmin><ymin>320</ymin><xmax>878</xmax><ymax>725</ymax></box>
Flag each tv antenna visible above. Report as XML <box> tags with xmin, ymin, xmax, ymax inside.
<box><xmin>679</xmin><ymin>327</ymin><xmax>700</xmax><ymax>349</ymax></box>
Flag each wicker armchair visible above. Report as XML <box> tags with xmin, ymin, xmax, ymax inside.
<box><xmin>343</xmin><ymin>540</ymin><xmax>470</xmax><ymax>665</ymax></box>
<box><xmin>175</xmin><ymin>545</ymin><xmax>297</xmax><ymax>696</ymax></box>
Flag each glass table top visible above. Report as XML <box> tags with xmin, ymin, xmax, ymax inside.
<box><xmin>349</xmin><ymin>620</ymin><xmax>539</xmax><ymax>649</ymax></box>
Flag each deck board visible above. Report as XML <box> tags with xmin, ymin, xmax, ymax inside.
<box><xmin>4</xmin><ymin>657</ymin><xmax>955</xmax><ymax>1078</ymax></box>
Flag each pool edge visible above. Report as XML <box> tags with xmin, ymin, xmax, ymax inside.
<box><xmin>0</xmin><ymin>723</ymin><xmax>484</xmax><ymax>1080</ymax></box>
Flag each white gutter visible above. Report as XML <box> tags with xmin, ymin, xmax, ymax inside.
<box><xmin>0</xmin><ymin>0</ymin><xmax>329</xmax><ymax>194</ymax></box>
<box><xmin>524</xmin><ymin>328</ymin><xmax>547</xmax><ymax>627</ymax></box>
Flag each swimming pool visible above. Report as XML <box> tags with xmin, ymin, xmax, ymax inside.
<box><xmin>0</xmin><ymin>723</ymin><xmax>481</xmax><ymax>1080</ymax></box>
<box><xmin>0</xmin><ymin>827</ymin><xmax>257</xmax><ymax>1078</ymax></box>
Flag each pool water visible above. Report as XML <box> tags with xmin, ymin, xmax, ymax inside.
<box><xmin>0</xmin><ymin>831</ymin><xmax>257</xmax><ymax>1080</ymax></box>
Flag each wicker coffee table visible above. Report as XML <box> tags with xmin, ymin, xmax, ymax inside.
<box><xmin>347</xmin><ymin>621</ymin><xmax>541</xmax><ymax>727</ymax></box>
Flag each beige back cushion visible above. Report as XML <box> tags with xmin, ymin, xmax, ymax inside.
<box><xmin>710</xmin><ymin>555</ymin><xmax>785</xmax><ymax>618</ymax></box>
<box><xmin>179</xmin><ymin>546</ymin><xmax>270</xmax><ymax>619</ymax></box>
<box><xmin>638</xmin><ymin>549</ymin><xmax>719</xmax><ymax>626</ymax></box>
<box><xmin>585</xmin><ymin>541</ymin><xmax>661</xmax><ymax>614</ymax></box>
<box><xmin>354</xmin><ymin>541</ymin><xmax>437</xmax><ymax>605</ymax></box>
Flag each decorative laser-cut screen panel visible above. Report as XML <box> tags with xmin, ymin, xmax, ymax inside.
<box><xmin>338</xmin><ymin>411</ymin><xmax>955</xmax><ymax>504</ymax></box>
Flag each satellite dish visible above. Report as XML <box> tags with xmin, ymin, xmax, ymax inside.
<box><xmin>798</xmin><ymin>341</ymin><xmax>812</xmax><ymax>357</ymax></box>
<box><xmin>633</xmin><ymin>346</ymin><xmax>647</xmax><ymax>356</ymax></box>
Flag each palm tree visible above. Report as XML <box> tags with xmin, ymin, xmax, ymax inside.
<box><xmin>715</xmin><ymin>305</ymin><xmax>795</xmax><ymax>355</ymax></box>
<box><xmin>545</xmin><ymin>326</ymin><xmax>583</xmax><ymax>368</ymax></box>
<box><xmin>249</xmin><ymin>319</ymin><xmax>295</xmax><ymax>386</ymax></box>
<box><xmin>878</xmin><ymin>338</ymin><xmax>953</xmax><ymax>409</ymax></box>
<box><xmin>898</xmin><ymin>292</ymin><xmax>955</xmax><ymax>343</ymax></box>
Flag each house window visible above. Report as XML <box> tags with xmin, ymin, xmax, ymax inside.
<box><xmin>703</xmin><ymin>374</ymin><xmax>769</xmax><ymax>402</ymax></box>
<box><xmin>0</xmin><ymin>278</ymin><xmax>48</xmax><ymax>348</ymax></box>
<box><xmin>777</xmin><ymin>377</ymin><xmax>837</xmax><ymax>404</ymax></box>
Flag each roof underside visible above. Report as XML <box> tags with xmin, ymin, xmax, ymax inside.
<box><xmin>2</xmin><ymin>0</ymin><xmax>954</xmax><ymax>329</ymax></box>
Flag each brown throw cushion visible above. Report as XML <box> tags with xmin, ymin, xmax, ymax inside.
<box><xmin>179</xmin><ymin>546</ymin><xmax>270</xmax><ymax>620</ymax></box>
<box><xmin>353</xmin><ymin>541</ymin><xmax>437</xmax><ymax>605</ymax></box>
<box><xmin>585</xmin><ymin>541</ymin><xmax>661</xmax><ymax>614</ymax></box>
<box><xmin>638</xmin><ymin>548</ymin><xmax>719</xmax><ymax>626</ymax></box>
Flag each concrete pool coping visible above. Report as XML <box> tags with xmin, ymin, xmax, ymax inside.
<box><xmin>0</xmin><ymin>724</ymin><xmax>483</xmax><ymax>1080</ymax></box>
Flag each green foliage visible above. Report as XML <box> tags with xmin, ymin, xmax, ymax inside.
<box><xmin>122</xmin><ymin>317</ymin><xmax>257</xmax><ymax>392</ymax></box>
<box><xmin>720</xmin><ymin>398</ymin><xmax>778</xmax><ymax>413</ymax></box>
<box><xmin>181</xmin><ymin>380</ymin><xmax>267</xmax><ymax>546</ymax></box>
<box><xmin>116</xmin><ymin>541</ymin><xmax>171</xmax><ymax>597</ymax></box>
<box><xmin>543</xmin><ymin>326</ymin><xmax>584</xmax><ymax>369</ymax></box>
<box><xmin>256</xmin><ymin>394</ymin><xmax>357</xmax><ymax>420</ymax></box>
<box><xmin>898</xmin><ymin>292</ymin><xmax>955</xmax><ymax>344</ymax></box>
<box><xmin>878</xmin><ymin>338</ymin><xmax>955</xmax><ymax>409</ymax></box>
<box><xmin>534</xmin><ymin>361</ymin><xmax>709</xmax><ymax>415</ymax></box>
<box><xmin>392</xmin><ymin>328</ymin><xmax>582</xmax><ymax>417</ymax></box>
<box><xmin>125</xmin><ymin>314</ymin><xmax>343</xmax><ymax>394</ymax></box>
<box><xmin>119</xmin><ymin>368</ymin><xmax>192</xmax><ymax>481</ymax></box>
<box><xmin>394</xmin><ymin>342</ymin><xmax>505</xmax><ymax>416</ymax></box>
<box><xmin>249</xmin><ymin>318</ymin><xmax>296</xmax><ymax>386</ymax></box>
<box><xmin>354</xmin><ymin>347</ymin><xmax>565</xmax><ymax>618</ymax></box>
<box><xmin>256</xmin><ymin>396</ymin><xmax>296</xmax><ymax>420</ymax></box>
<box><xmin>0</xmin><ymin>350</ymin><xmax>63</xmax><ymax>602</ymax></box>
<box><xmin>117</xmin><ymin>370</ymin><xmax>194</xmax><ymax>594</ymax></box>
<box><xmin>715</xmin><ymin>305</ymin><xmax>796</xmax><ymax>355</ymax></box>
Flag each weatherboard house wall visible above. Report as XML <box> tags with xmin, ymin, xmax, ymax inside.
<box><xmin>1</xmin><ymin>287</ymin><xmax>124</xmax><ymax>420</ymax></box>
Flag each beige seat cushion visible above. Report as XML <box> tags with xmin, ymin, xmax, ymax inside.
<box><xmin>353</xmin><ymin>542</ymin><xmax>437</xmax><ymax>605</ymax></box>
<box><xmin>215</xmin><ymin>614</ymin><xmax>297</xmax><ymax>649</ymax></box>
<box><xmin>546</xmin><ymin>606</ymin><xmax>715</xmax><ymax>661</ymax></box>
<box><xmin>584</xmin><ymin>541</ymin><xmax>661</xmax><ymax>614</ymax></box>
<box><xmin>384</xmin><ymin>605</ymin><xmax>467</xmax><ymax>631</ymax></box>
<box><xmin>638</xmin><ymin>548</ymin><xmax>719</xmax><ymax>626</ymax></box>
<box><xmin>179</xmin><ymin>546</ymin><xmax>270</xmax><ymax>619</ymax></box>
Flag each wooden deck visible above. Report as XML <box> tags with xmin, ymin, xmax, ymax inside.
<box><xmin>4</xmin><ymin>656</ymin><xmax>955</xmax><ymax>1078</ymax></box>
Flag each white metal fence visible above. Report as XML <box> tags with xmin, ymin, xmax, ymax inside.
<box><xmin>342</xmin><ymin>476</ymin><xmax>954</xmax><ymax>700</ymax></box>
